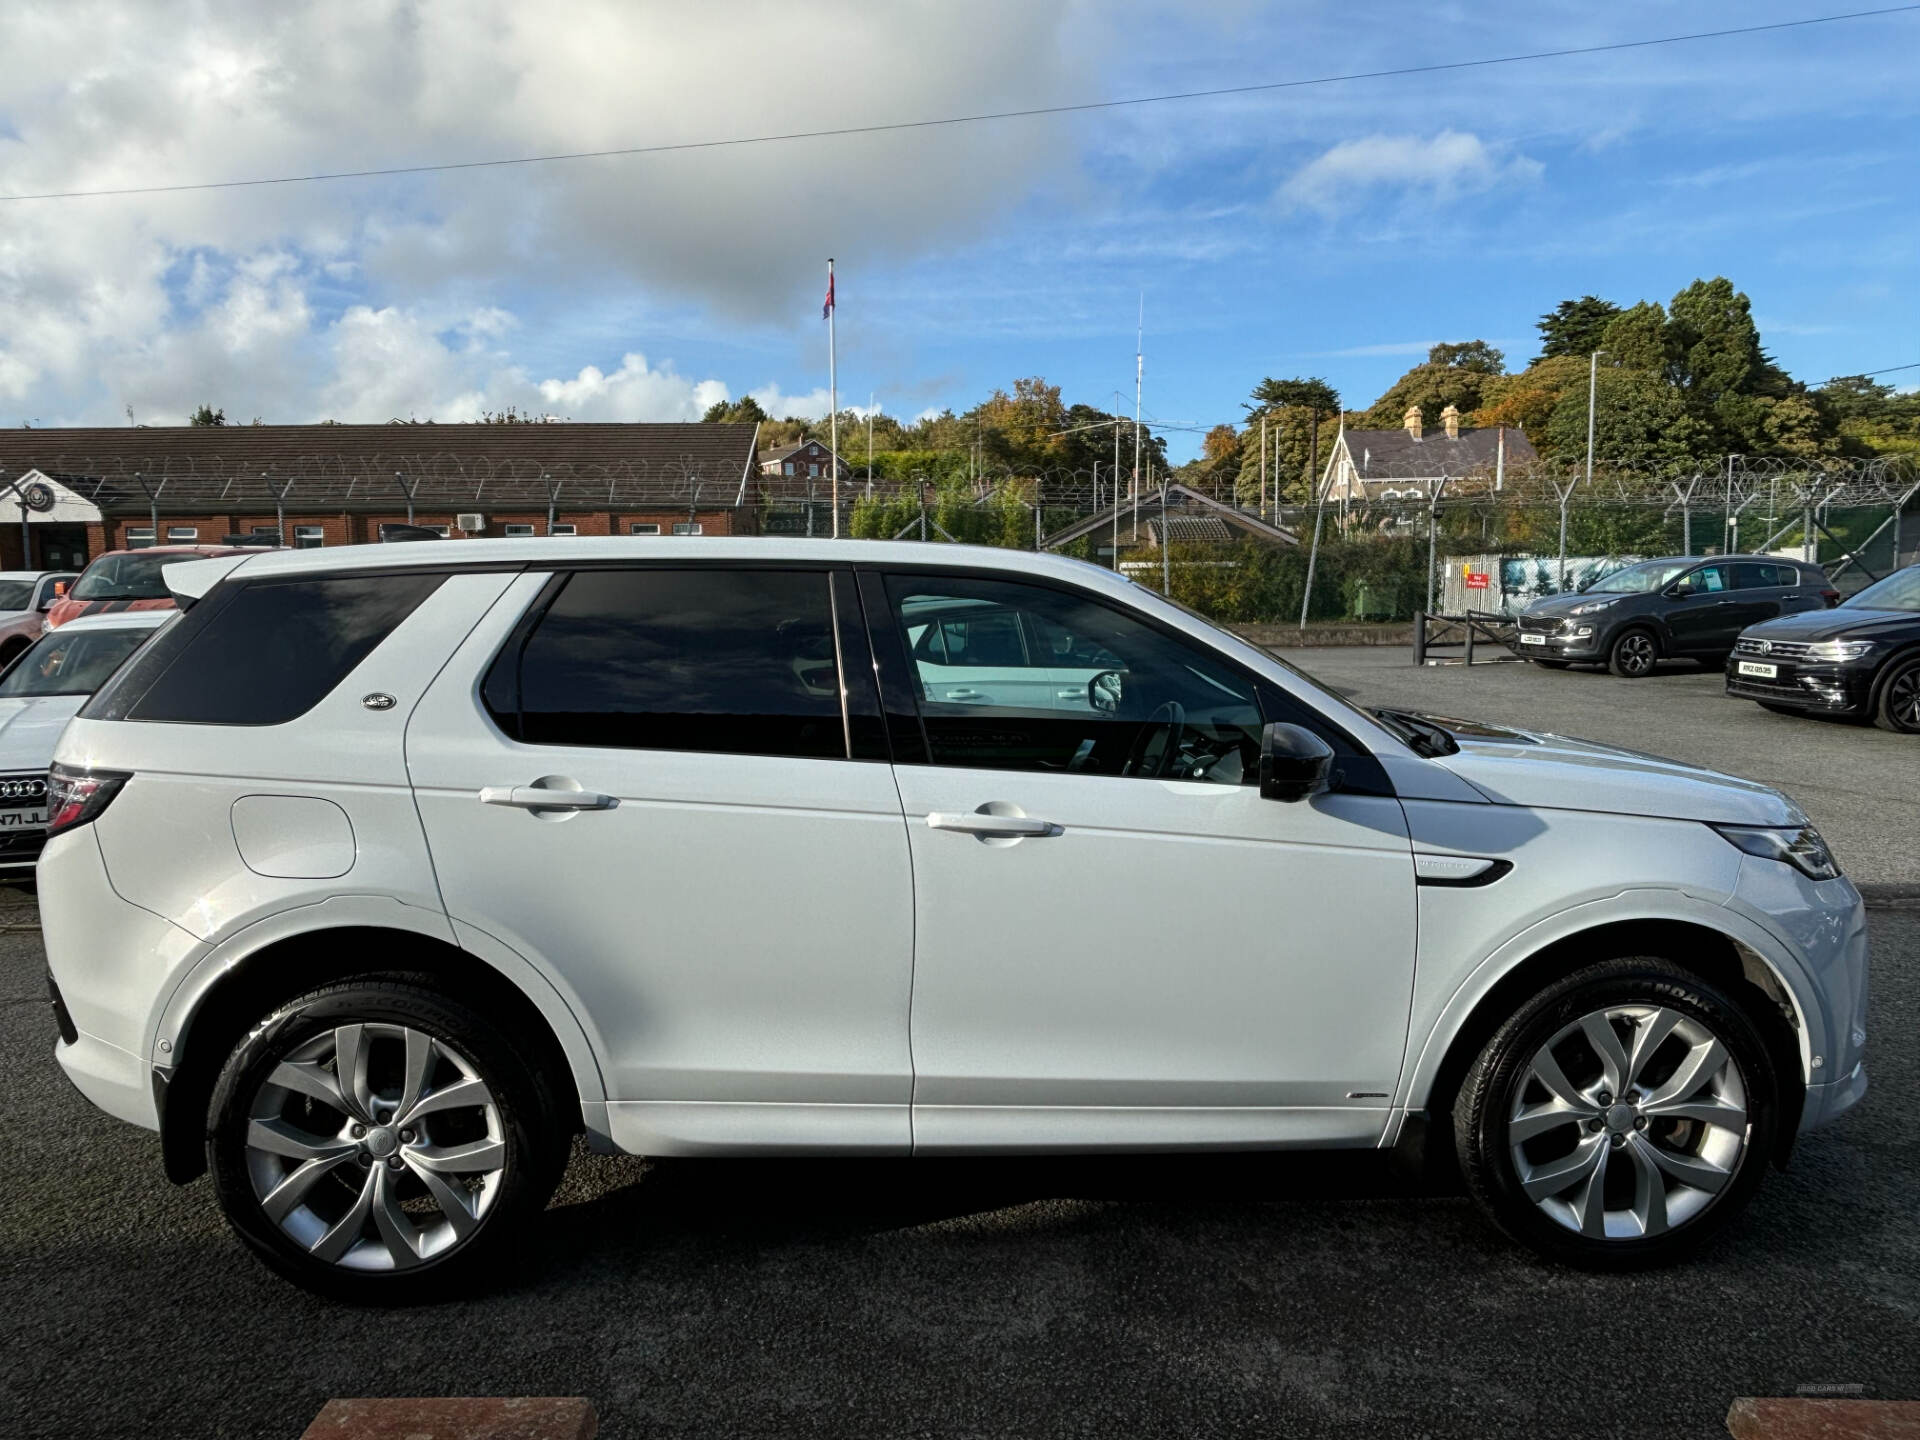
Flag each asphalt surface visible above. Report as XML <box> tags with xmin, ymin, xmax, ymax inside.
<box><xmin>2</xmin><ymin>883</ymin><xmax>1915</xmax><ymax>1440</ymax></box>
<box><xmin>1273</xmin><ymin>645</ymin><xmax>1920</xmax><ymax>893</ymax></box>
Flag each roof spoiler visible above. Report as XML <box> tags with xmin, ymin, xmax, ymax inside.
<box><xmin>162</xmin><ymin>554</ymin><xmax>252</xmax><ymax>610</ymax></box>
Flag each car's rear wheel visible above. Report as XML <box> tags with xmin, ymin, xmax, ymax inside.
<box><xmin>1874</xmin><ymin>656</ymin><xmax>1920</xmax><ymax>734</ymax></box>
<box><xmin>1607</xmin><ymin>629</ymin><xmax>1659</xmax><ymax>678</ymax></box>
<box><xmin>1453</xmin><ymin>957</ymin><xmax>1775</xmax><ymax>1269</ymax></box>
<box><xmin>207</xmin><ymin>976</ymin><xmax>568</xmax><ymax>1301</ymax></box>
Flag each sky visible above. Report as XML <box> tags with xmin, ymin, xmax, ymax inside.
<box><xmin>1</xmin><ymin>0</ymin><xmax>1916</xmax><ymax>461</ymax></box>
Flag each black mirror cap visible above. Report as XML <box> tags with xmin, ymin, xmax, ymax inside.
<box><xmin>1259</xmin><ymin>721</ymin><xmax>1335</xmax><ymax>803</ymax></box>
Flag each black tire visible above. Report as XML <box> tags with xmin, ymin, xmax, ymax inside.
<box><xmin>1607</xmin><ymin>628</ymin><xmax>1659</xmax><ymax>679</ymax></box>
<box><xmin>1874</xmin><ymin>656</ymin><xmax>1920</xmax><ymax>734</ymax></box>
<box><xmin>207</xmin><ymin>975</ymin><xmax>570</xmax><ymax>1302</ymax></box>
<box><xmin>1453</xmin><ymin>957</ymin><xmax>1777</xmax><ymax>1270</ymax></box>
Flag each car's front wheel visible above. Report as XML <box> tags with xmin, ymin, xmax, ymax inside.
<box><xmin>207</xmin><ymin>976</ymin><xmax>568</xmax><ymax>1301</ymax></box>
<box><xmin>1875</xmin><ymin>655</ymin><xmax>1920</xmax><ymax>734</ymax></box>
<box><xmin>1453</xmin><ymin>957</ymin><xmax>1776</xmax><ymax>1268</ymax></box>
<box><xmin>1607</xmin><ymin>629</ymin><xmax>1659</xmax><ymax>678</ymax></box>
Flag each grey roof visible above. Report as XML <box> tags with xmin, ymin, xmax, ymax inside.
<box><xmin>0</xmin><ymin>422</ymin><xmax>760</xmax><ymax>512</ymax></box>
<box><xmin>1340</xmin><ymin>425</ymin><xmax>1538</xmax><ymax>478</ymax></box>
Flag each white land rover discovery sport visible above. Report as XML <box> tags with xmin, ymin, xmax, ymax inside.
<box><xmin>40</xmin><ymin>538</ymin><xmax>1868</xmax><ymax>1299</ymax></box>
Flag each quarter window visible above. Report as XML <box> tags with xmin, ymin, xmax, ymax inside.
<box><xmin>84</xmin><ymin>573</ymin><xmax>445</xmax><ymax>726</ymax></box>
<box><xmin>489</xmin><ymin>569</ymin><xmax>845</xmax><ymax>759</ymax></box>
<box><xmin>884</xmin><ymin>575</ymin><xmax>1261</xmax><ymax>784</ymax></box>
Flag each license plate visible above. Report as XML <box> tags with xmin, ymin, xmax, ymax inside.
<box><xmin>1737</xmin><ymin>661</ymin><xmax>1778</xmax><ymax>678</ymax></box>
<box><xmin>1519</xmin><ymin>633</ymin><xmax>1547</xmax><ymax>646</ymax></box>
<box><xmin>0</xmin><ymin>809</ymin><xmax>46</xmax><ymax>829</ymax></box>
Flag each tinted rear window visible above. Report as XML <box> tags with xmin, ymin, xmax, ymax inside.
<box><xmin>82</xmin><ymin>573</ymin><xmax>443</xmax><ymax>725</ymax></box>
<box><xmin>487</xmin><ymin>568</ymin><xmax>845</xmax><ymax>759</ymax></box>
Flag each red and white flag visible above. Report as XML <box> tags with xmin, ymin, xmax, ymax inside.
<box><xmin>822</xmin><ymin>269</ymin><xmax>835</xmax><ymax>320</ymax></box>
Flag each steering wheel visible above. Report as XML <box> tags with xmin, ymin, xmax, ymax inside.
<box><xmin>1123</xmin><ymin>700</ymin><xmax>1187</xmax><ymax>778</ymax></box>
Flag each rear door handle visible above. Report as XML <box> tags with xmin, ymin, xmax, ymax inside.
<box><xmin>479</xmin><ymin>786</ymin><xmax>618</xmax><ymax>811</ymax></box>
<box><xmin>927</xmin><ymin>812</ymin><xmax>1062</xmax><ymax>838</ymax></box>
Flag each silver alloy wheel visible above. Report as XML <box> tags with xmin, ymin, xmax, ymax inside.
<box><xmin>1616</xmin><ymin>633</ymin><xmax>1656</xmax><ymax>676</ymax></box>
<box><xmin>244</xmin><ymin>1022</ymin><xmax>506</xmax><ymax>1271</ymax></box>
<box><xmin>1507</xmin><ymin>1005</ymin><xmax>1748</xmax><ymax>1240</ymax></box>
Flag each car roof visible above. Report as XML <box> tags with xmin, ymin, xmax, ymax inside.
<box><xmin>164</xmin><ymin>536</ymin><xmax>1139</xmax><ymax>601</ymax></box>
<box><xmin>88</xmin><ymin>545</ymin><xmax>271</xmax><ymax>561</ymax></box>
<box><xmin>52</xmin><ymin>610</ymin><xmax>174</xmax><ymax>633</ymax></box>
<box><xmin>0</xmin><ymin>570</ymin><xmax>57</xmax><ymax>581</ymax></box>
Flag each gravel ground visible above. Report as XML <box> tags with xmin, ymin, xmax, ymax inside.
<box><xmin>1272</xmin><ymin>645</ymin><xmax>1920</xmax><ymax>892</ymax></box>
<box><xmin>1</xmin><ymin>883</ymin><xmax>1913</xmax><ymax>1440</ymax></box>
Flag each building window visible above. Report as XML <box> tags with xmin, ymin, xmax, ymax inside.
<box><xmin>293</xmin><ymin>526</ymin><xmax>325</xmax><ymax>549</ymax></box>
<box><xmin>165</xmin><ymin>526</ymin><xmax>198</xmax><ymax>542</ymax></box>
<box><xmin>783</xmin><ymin>461</ymin><xmax>795</xmax><ymax>475</ymax></box>
<box><xmin>629</xmin><ymin>523</ymin><xmax>661</xmax><ymax>535</ymax></box>
<box><xmin>503</xmin><ymin>524</ymin><xmax>536</xmax><ymax>537</ymax></box>
<box><xmin>125</xmin><ymin>527</ymin><xmax>156</xmax><ymax>549</ymax></box>
<box><xmin>672</xmin><ymin>522</ymin><xmax>703</xmax><ymax>536</ymax></box>
<box><xmin>549</xmin><ymin>523</ymin><xmax>577</xmax><ymax>537</ymax></box>
<box><xmin>808</xmin><ymin>462</ymin><xmax>821</xmax><ymax>477</ymax></box>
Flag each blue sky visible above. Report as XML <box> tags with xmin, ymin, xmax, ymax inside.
<box><xmin>2</xmin><ymin>1</ymin><xmax>1914</xmax><ymax>458</ymax></box>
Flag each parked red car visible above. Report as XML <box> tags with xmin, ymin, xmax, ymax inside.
<box><xmin>44</xmin><ymin>545</ymin><xmax>271</xmax><ymax>630</ymax></box>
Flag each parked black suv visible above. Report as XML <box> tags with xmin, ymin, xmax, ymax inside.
<box><xmin>1515</xmin><ymin>554</ymin><xmax>1838</xmax><ymax>678</ymax></box>
<box><xmin>1727</xmin><ymin>562</ymin><xmax>1920</xmax><ymax>732</ymax></box>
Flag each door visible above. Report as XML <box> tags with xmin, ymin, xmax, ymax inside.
<box><xmin>1664</xmin><ymin>563</ymin><xmax>1741</xmax><ymax>654</ymax></box>
<box><xmin>870</xmin><ymin>571</ymin><xmax>1419</xmax><ymax>1152</ymax></box>
<box><xmin>1733</xmin><ymin>561</ymin><xmax>1802</xmax><ymax>624</ymax></box>
<box><xmin>407</xmin><ymin>567</ymin><xmax>916</xmax><ymax>1155</ymax></box>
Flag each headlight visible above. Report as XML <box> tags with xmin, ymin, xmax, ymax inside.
<box><xmin>1802</xmin><ymin>639</ymin><xmax>1875</xmax><ymax>662</ymax></box>
<box><xmin>1568</xmin><ymin>599</ymin><xmax>1614</xmax><ymax>615</ymax></box>
<box><xmin>1713</xmin><ymin>824</ymin><xmax>1841</xmax><ymax>881</ymax></box>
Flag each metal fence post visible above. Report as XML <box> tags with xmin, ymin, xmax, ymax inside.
<box><xmin>1413</xmin><ymin>610</ymin><xmax>1427</xmax><ymax>666</ymax></box>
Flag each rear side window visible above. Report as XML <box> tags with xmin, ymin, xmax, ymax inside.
<box><xmin>485</xmin><ymin>569</ymin><xmax>846</xmax><ymax>759</ymax></box>
<box><xmin>83</xmin><ymin>573</ymin><xmax>444</xmax><ymax>725</ymax></box>
<box><xmin>1736</xmin><ymin>562</ymin><xmax>1792</xmax><ymax>589</ymax></box>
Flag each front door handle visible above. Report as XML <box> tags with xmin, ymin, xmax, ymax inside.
<box><xmin>927</xmin><ymin>811</ymin><xmax>1062</xmax><ymax>838</ymax></box>
<box><xmin>479</xmin><ymin>785</ymin><xmax>618</xmax><ymax>811</ymax></box>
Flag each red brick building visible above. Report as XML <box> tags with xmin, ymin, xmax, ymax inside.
<box><xmin>0</xmin><ymin>422</ymin><xmax>763</xmax><ymax>569</ymax></box>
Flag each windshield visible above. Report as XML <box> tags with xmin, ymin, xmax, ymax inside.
<box><xmin>0</xmin><ymin>625</ymin><xmax>154</xmax><ymax>698</ymax></box>
<box><xmin>1586</xmin><ymin>560</ymin><xmax>1694</xmax><ymax>594</ymax></box>
<box><xmin>71</xmin><ymin>552</ymin><xmax>178</xmax><ymax>602</ymax></box>
<box><xmin>0</xmin><ymin>580</ymin><xmax>36</xmax><ymax>611</ymax></box>
<box><xmin>1843</xmin><ymin>566</ymin><xmax>1920</xmax><ymax>613</ymax></box>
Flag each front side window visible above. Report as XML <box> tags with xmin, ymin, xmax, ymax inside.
<box><xmin>0</xmin><ymin>625</ymin><xmax>154</xmax><ymax>698</ymax></box>
<box><xmin>85</xmin><ymin>573</ymin><xmax>445</xmax><ymax>725</ymax></box>
<box><xmin>489</xmin><ymin>569</ymin><xmax>844</xmax><ymax>759</ymax></box>
<box><xmin>1686</xmin><ymin>564</ymin><xmax>1731</xmax><ymax>594</ymax></box>
<box><xmin>72</xmin><ymin>551</ymin><xmax>174</xmax><ymax>600</ymax></box>
<box><xmin>0</xmin><ymin>580</ymin><xmax>36</xmax><ymax>611</ymax></box>
<box><xmin>885</xmin><ymin>575</ymin><xmax>1261</xmax><ymax>784</ymax></box>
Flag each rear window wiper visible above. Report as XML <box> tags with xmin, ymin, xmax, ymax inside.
<box><xmin>1371</xmin><ymin>707</ymin><xmax>1460</xmax><ymax>759</ymax></box>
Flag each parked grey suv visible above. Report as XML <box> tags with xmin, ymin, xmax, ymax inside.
<box><xmin>1517</xmin><ymin>556</ymin><xmax>1838</xmax><ymax>677</ymax></box>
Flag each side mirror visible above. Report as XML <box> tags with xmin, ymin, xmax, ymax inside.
<box><xmin>1259</xmin><ymin>722</ymin><xmax>1335</xmax><ymax>803</ymax></box>
<box><xmin>1664</xmin><ymin>580</ymin><xmax>1692</xmax><ymax>599</ymax></box>
<box><xmin>1088</xmin><ymin>669</ymin><xmax>1123</xmax><ymax>715</ymax></box>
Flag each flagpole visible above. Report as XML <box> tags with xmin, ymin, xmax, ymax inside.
<box><xmin>827</xmin><ymin>258</ymin><xmax>839</xmax><ymax>538</ymax></box>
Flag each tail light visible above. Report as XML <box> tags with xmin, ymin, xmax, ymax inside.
<box><xmin>45</xmin><ymin>763</ymin><xmax>130</xmax><ymax>839</ymax></box>
<box><xmin>1822</xmin><ymin>589</ymin><xmax>1841</xmax><ymax>607</ymax></box>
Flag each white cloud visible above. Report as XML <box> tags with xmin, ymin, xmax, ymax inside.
<box><xmin>1279</xmin><ymin>130</ymin><xmax>1542</xmax><ymax>215</ymax></box>
<box><xmin>0</xmin><ymin>0</ymin><xmax>1082</xmax><ymax>422</ymax></box>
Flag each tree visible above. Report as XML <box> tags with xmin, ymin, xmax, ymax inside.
<box><xmin>1202</xmin><ymin>424</ymin><xmax>1240</xmax><ymax>463</ymax></box>
<box><xmin>1247</xmin><ymin>376</ymin><xmax>1340</xmax><ymax>415</ymax></box>
<box><xmin>1359</xmin><ymin>347</ymin><xmax>1502</xmax><ymax>429</ymax></box>
<box><xmin>1599</xmin><ymin>301</ymin><xmax>1669</xmax><ymax>375</ymax></box>
<box><xmin>1426</xmin><ymin>340</ymin><xmax>1505</xmax><ymax>374</ymax></box>
<box><xmin>1471</xmin><ymin>354</ymin><xmax>1591</xmax><ymax>449</ymax></box>
<box><xmin>1543</xmin><ymin>365</ymin><xmax>1708</xmax><ymax>470</ymax></box>
<box><xmin>701</xmin><ymin>396</ymin><xmax>768</xmax><ymax>425</ymax></box>
<box><xmin>188</xmin><ymin>404</ymin><xmax>226</xmax><ymax>426</ymax></box>
<box><xmin>1534</xmin><ymin>296</ymin><xmax>1621</xmax><ymax>361</ymax></box>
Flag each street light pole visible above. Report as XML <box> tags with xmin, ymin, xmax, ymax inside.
<box><xmin>1585</xmin><ymin>349</ymin><xmax>1607</xmax><ymax>487</ymax></box>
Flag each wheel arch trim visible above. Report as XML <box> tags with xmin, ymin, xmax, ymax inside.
<box><xmin>1393</xmin><ymin>890</ymin><xmax>1819</xmax><ymax>1133</ymax></box>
